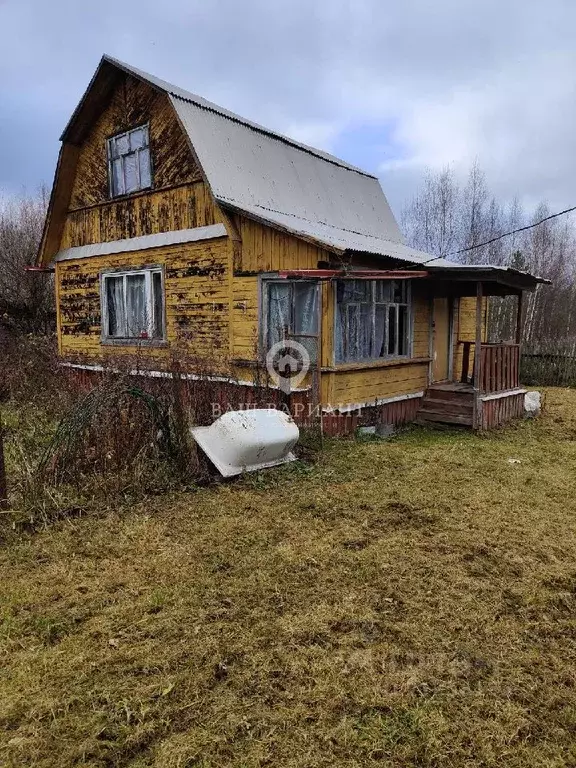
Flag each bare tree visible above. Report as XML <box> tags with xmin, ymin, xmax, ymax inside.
<box><xmin>402</xmin><ymin>163</ymin><xmax>576</xmax><ymax>348</ymax></box>
<box><xmin>401</xmin><ymin>166</ymin><xmax>459</xmax><ymax>257</ymax></box>
<box><xmin>0</xmin><ymin>188</ymin><xmax>53</xmax><ymax>334</ymax></box>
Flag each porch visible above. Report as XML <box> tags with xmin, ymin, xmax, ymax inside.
<box><xmin>416</xmin><ymin>357</ymin><xmax>526</xmax><ymax>430</ymax></box>
<box><xmin>418</xmin><ymin>275</ymin><xmax>527</xmax><ymax>429</ymax></box>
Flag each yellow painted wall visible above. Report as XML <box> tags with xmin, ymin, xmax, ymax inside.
<box><xmin>237</xmin><ymin>218</ymin><xmax>331</xmax><ymax>272</ymax></box>
<box><xmin>69</xmin><ymin>72</ymin><xmax>202</xmax><ymax>209</ymax></box>
<box><xmin>46</xmin><ymin>67</ymin><xmax>487</xmax><ymax>409</ymax></box>
<box><xmin>61</xmin><ymin>182</ymin><xmax>222</xmax><ymax>250</ymax></box>
<box><xmin>42</xmin><ymin>71</ymin><xmax>219</xmax><ymax>262</ymax></box>
<box><xmin>231</xmin><ymin>276</ymin><xmax>259</xmax><ymax>361</ymax></box>
<box><xmin>329</xmin><ymin>363</ymin><xmax>429</xmax><ymax>407</ymax></box>
<box><xmin>454</xmin><ymin>296</ymin><xmax>488</xmax><ymax>380</ymax></box>
<box><xmin>56</xmin><ymin>237</ymin><xmax>231</xmax><ymax>365</ymax></box>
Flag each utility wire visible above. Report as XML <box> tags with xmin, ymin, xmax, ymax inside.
<box><xmin>419</xmin><ymin>203</ymin><xmax>576</xmax><ymax>266</ymax></box>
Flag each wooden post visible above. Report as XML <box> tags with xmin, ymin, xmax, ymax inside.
<box><xmin>427</xmin><ymin>296</ymin><xmax>434</xmax><ymax>387</ymax></box>
<box><xmin>473</xmin><ymin>282</ymin><xmax>483</xmax><ymax>429</ymax></box>
<box><xmin>515</xmin><ymin>291</ymin><xmax>524</xmax><ymax>345</ymax></box>
<box><xmin>0</xmin><ymin>412</ymin><xmax>7</xmax><ymax>511</ymax></box>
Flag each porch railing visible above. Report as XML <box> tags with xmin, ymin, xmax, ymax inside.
<box><xmin>459</xmin><ymin>342</ymin><xmax>520</xmax><ymax>393</ymax></box>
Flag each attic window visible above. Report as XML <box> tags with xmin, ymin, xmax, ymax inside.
<box><xmin>101</xmin><ymin>267</ymin><xmax>165</xmax><ymax>343</ymax></box>
<box><xmin>107</xmin><ymin>125</ymin><xmax>152</xmax><ymax>197</ymax></box>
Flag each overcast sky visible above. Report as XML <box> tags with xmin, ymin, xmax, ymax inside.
<box><xmin>1</xmin><ymin>0</ymin><xmax>575</xmax><ymax>216</ymax></box>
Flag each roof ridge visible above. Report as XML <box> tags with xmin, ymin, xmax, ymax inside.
<box><xmin>103</xmin><ymin>54</ymin><xmax>376</xmax><ymax>179</ymax></box>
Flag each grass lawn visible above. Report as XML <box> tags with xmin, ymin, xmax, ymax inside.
<box><xmin>1</xmin><ymin>388</ymin><xmax>576</xmax><ymax>767</ymax></box>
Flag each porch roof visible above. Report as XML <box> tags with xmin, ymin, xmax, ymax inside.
<box><xmin>425</xmin><ymin>263</ymin><xmax>551</xmax><ymax>294</ymax></box>
<box><xmin>276</xmin><ymin>264</ymin><xmax>549</xmax><ymax>294</ymax></box>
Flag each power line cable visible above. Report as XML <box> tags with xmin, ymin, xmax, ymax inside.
<box><xmin>419</xmin><ymin>204</ymin><xmax>576</xmax><ymax>266</ymax></box>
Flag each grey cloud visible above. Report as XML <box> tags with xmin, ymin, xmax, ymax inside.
<box><xmin>1</xmin><ymin>0</ymin><xmax>575</xmax><ymax>215</ymax></box>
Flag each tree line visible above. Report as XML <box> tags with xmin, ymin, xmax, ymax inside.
<box><xmin>401</xmin><ymin>162</ymin><xmax>576</xmax><ymax>350</ymax></box>
<box><xmin>0</xmin><ymin>189</ymin><xmax>53</xmax><ymax>336</ymax></box>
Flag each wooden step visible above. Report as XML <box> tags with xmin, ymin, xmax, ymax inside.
<box><xmin>425</xmin><ymin>388</ymin><xmax>474</xmax><ymax>403</ymax></box>
<box><xmin>420</xmin><ymin>397</ymin><xmax>473</xmax><ymax>413</ymax></box>
<box><xmin>415</xmin><ymin>410</ymin><xmax>473</xmax><ymax>427</ymax></box>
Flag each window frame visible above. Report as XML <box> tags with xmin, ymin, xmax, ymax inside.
<box><xmin>107</xmin><ymin>123</ymin><xmax>153</xmax><ymax>199</ymax></box>
<box><xmin>259</xmin><ymin>276</ymin><xmax>321</xmax><ymax>359</ymax></box>
<box><xmin>100</xmin><ymin>265</ymin><xmax>167</xmax><ymax>346</ymax></box>
<box><xmin>333</xmin><ymin>279</ymin><xmax>413</xmax><ymax>365</ymax></box>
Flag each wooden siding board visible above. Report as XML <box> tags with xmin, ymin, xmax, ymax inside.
<box><xmin>480</xmin><ymin>392</ymin><xmax>525</xmax><ymax>430</ymax></box>
<box><xmin>329</xmin><ymin>362</ymin><xmax>428</xmax><ymax>407</ymax></box>
<box><xmin>57</xmin><ymin>238</ymin><xmax>230</xmax><ymax>362</ymax></box>
<box><xmin>238</xmin><ymin>217</ymin><xmax>328</xmax><ymax>273</ymax></box>
<box><xmin>61</xmin><ymin>182</ymin><xmax>221</xmax><ymax>249</ymax></box>
<box><xmin>69</xmin><ymin>74</ymin><xmax>202</xmax><ymax>210</ymax></box>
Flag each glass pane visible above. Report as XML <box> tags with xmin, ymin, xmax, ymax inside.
<box><xmin>108</xmin><ymin>137</ymin><xmax>119</xmax><ymax>161</ymax></box>
<box><xmin>152</xmin><ymin>272</ymin><xmax>164</xmax><ymax>339</ymax></box>
<box><xmin>124</xmin><ymin>153</ymin><xmax>139</xmax><ymax>194</ymax></box>
<box><xmin>267</xmin><ymin>282</ymin><xmax>291</xmax><ymax>348</ymax></box>
<box><xmin>293</xmin><ymin>283</ymin><xmax>318</xmax><ymax>335</ymax></box>
<box><xmin>139</xmin><ymin>147</ymin><xmax>152</xmax><ymax>188</ymax></box>
<box><xmin>115</xmin><ymin>133</ymin><xmax>129</xmax><ymax>156</ymax></box>
<box><xmin>375</xmin><ymin>280</ymin><xmax>392</xmax><ymax>303</ymax></box>
<box><xmin>388</xmin><ymin>305</ymin><xmax>397</xmax><ymax>355</ymax></box>
<box><xmin>126</xmin><ymin>274</ymin><xmax>148</xmax><ymax>338</ymax></box>
<box><xmin>105</xmin><ymin>276</ymin><xmax>125</xmax><ymax>337</ymax></box>
<box><xmin>374</xmin><ymin>304</ymin><xmax>387</xmax><ymax>358</ymax></box>
<box><xmin>393</xmin><ymin>280</ymin><xmax>407</xmax><ymax>303</ymax></box>
<box><xmin>112</xmin><ymin>158</ymin><xmax>124</xmax><ymax>196</ymax></box>
<box><xmin>130</xmin><ymin>128</ymin><xmax>146</xmax><ymax>151</ymax></box>
<box><xmin>398</xmin><ymin>306</ymin><xmax>409</xmax><ymax>356</ymax></box>
<box><xmin>346</xmin><ymin>304</ymin><xmax>360</xmax><ymax>360</ymax></box>
<box><xmin>359</xmin><ymin>303</ymin><xmax>372</xmax><ymax>359</ymax></box>
<box><xmin>349</xmin><ymin>280</ymin><xmax>370</xmax><ymax>303</ymax></box>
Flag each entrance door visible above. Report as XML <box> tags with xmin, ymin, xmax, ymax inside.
<box><xmin>432</xmin><ymin>298</ymin><xmax>451</xmax><ymax>382</ymax></box>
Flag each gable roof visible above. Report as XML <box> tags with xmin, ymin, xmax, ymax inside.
<box><xmin>66</xmin><ymin>55</ymin><xmax>412</xmax><ymax>260</ymax></box>
<box><xmin>42</xmin><ymin>56</ymin><xmax>549</xmax><ymax>289</ymax></box>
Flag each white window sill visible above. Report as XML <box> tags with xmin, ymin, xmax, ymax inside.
<box><xmin>101</xmin><ymin>338</ymin><xmax>169</xmax><ymax>348</ymax></box>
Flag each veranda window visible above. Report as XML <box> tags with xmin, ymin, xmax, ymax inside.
<box><xmin>335</xmin><ymin>279</ymin><xmax>411</xmax><ymax>363</ymax></box>
<box><xmin>265</xmin><ymin>280</ymin><xmax>319</xmax><ymax>361</ymax></box>
<box><xmin>101</xmin><ymin>268</ymin><xmax>165</xmax><ymax>341</ymax></box>
<box><xmin>107</xmin><ymin>124</ymin><xmax>152</xmax><ymax>197</ymax></box>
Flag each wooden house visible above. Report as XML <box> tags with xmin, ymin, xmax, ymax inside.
<box><xmin>36</xmin><ymin>55</ymin><xmax>547</xmax><ymax>432</ymax></box>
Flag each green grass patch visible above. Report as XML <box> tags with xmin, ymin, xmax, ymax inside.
<box><xmin>0</xmin><ymin>388</ymin><xmax>576</xmax><ymax>766</ymax></box>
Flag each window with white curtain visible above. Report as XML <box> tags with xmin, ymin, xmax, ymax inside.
<box><xmin>101</xmin><ymin>268</ymin><xmax>165</xmax><ymax>342</ymax></box>
<box><xmin>264</xmin><ymin>280</ymin><xmax>319</xmax><ymax>361</ymax></box>
<box><xmin>107</xmin><ymin>125</ymin><xmax>152</xmax><ymax>197</ymax></box>
<box><xmin>335</xmin><ymin>279</ymin><xmax>411</xmax><ymax>363</ymax></box>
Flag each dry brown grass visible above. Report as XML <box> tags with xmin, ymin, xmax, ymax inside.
<box><xmin>1</xmin><ymin>388</ymin><xmax>576</xmax><ymax>767</ymax></box>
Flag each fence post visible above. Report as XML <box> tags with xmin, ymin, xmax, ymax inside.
<box><xmin>0</xmin><ymin>412</ymin><xmax>7</xmax><ymax>510</ymax></box>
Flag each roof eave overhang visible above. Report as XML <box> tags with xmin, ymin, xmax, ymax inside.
<box><xmin>218</xmin><ymin>200</ymin><xmax>347</xmax><ymax>257</ymax></box>
<box><xmin>427</xmin><ymin>266</ymin><xmax>550</xmax><ymax>293</ymax></box>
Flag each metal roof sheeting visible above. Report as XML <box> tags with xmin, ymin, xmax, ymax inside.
<box><xmin>67</xmin><ymin>57</ymin><xmax>547</xmax><ymax>288</ymax></box>
<box><xmin>102</xmin><ymin>56</ymin><xmax>370</xmax><ymax>176</ymax></box>
<box><xmin>171</xmin><ymin>98</ymin><xmax>404</xmax><ymax>250</ymax></box>
<box><xmin>53</xmin><ymin>224</ymin><xmax>227</xmax><ymax>263</ymax></box>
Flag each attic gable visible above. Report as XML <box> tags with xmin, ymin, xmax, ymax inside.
<box><xmin>68</xmin><ymin>72</ymin><xmax>202</xmax><ymax>209</ymax></box>
<box><xmin>62</xmin><ymin>56</ymin><xmax>407</xmax><ymax>253</ymax></box>
<box><xmin>37</xmin><ymin>61</ymin><xmax>206</xmax><ymax>265</ymax></box>
<box><xmin>39</xmin><ymin>55</ymin><xmax>422</xmax><ymax>267</ymax></box>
